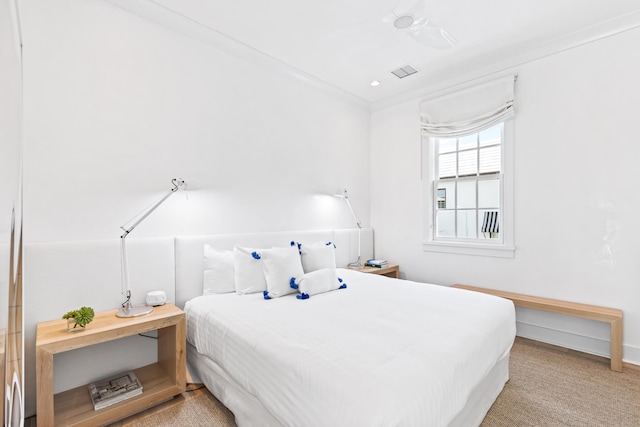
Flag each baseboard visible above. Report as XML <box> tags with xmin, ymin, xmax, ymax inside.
<box><xmin>516</xmin><ymin>321</ymin><xmax>609</xmax><ymax>357</ymax></box>
<box><xmin>516</xmin><ymin>320</ymin><xmax>640</xmax><ymax>366</ymax></box>
<box><xmin>621</xmin><ymin>343</ymin><xmax>640</xmax><ymax>366</ymax></box>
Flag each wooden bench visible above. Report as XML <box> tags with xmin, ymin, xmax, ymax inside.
<box><xmin>451</xmin><ymin>284</ymin><xmax>623</xmax><ymax>372</ymax></box>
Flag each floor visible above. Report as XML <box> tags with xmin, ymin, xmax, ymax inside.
<box><xmin>24</xmin><ymin>339</ymin><xmax>640</xmax><ymax>426</ymax></box>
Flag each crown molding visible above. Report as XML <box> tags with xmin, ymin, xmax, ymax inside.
<box><xmin>102</xmin><ymin>1</ymin><xmax>640</xmax><ymax>114</ymax></box>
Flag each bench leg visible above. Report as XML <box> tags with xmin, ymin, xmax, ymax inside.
<box><xmin>610</xmin><ymin>318</ymin><xmax>623</xmax><ymax>372</ymax></box>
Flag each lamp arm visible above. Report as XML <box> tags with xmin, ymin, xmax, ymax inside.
<box><xmin>120</xmin><ymin>236</ymin><xmax>130</xmax><ymax>300</ymax></box>
<box><xmin>344</xmin><ymin>198</ymin><xmax>362</xmax><ymax>229</ymax></box>
<box><xmin>120</xmin><ymin>179</ymin><xmax>183</xmax><ymax>236</ymax></box>
<box><xmin>119</xmin><ymin>179</ymin><xmax>184</xmax><ymax>304</ymax></box>
<box><xmin>341</xmin><ymin>189</ymin><xmax>363</xmax><ymax>268</ymax></box>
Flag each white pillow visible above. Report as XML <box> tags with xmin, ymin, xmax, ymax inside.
<box><xmin>260</xmin><ymin>245</ymin><xmax>304</xmax><ymax>299</ymax></box>
<box><xmin>203</xmin><ymin>245</ymin><xmax>235</xmax><ymax>294</ymax></box>
<box><xmin>291</xmin><ymin>268</ymin><xmax>347</xmax><ymax>299</ymax></box>
<box><xmin>294</xmin><ymin>241</ymin><xmax>337</xmax><ymax>273</ymax></box>
<box><xmin>233</xmin><ymin>246</ymin><xmax>267</xmax><ymax>294</ymax></box>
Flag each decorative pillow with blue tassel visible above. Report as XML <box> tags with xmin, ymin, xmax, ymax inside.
<box><xmin>291</xmin><ymin>241</ymin><xmax>337</xmax><ymax>273</ymax></box>
<box><xmin>261</xmin><ymin>245</ymin><xmax>305</xmax><ymax>299</ymax></box>
<box><xmin>232</xmin><ymin>245</ymin><xmax>267</xmax><ymax>294</ymax></box>
<box><xmin>289</xmin><ymin>268</ymin><xmax>347</xmax><ymax>299</ymax></box>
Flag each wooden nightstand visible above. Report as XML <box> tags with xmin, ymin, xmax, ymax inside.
<box><xmin>353</xmin><ymin>264</ymin><xmax>399</xmax><ymax>278</ymax></box>
<box><xmin>36</xmin><ymin>303</ymin><xmax>186</xmax><ymax>427</ymax></box>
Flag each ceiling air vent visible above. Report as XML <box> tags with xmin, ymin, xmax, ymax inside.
<box><xmin>391</xmin><ymin>65</ymin><xmax>418</xmax><ymax>79</ymax></box>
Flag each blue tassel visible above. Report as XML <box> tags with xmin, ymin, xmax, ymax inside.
<box><xmin>251</xmin><ymin>251</ymin><xmax>261</xmax><ymax>260</ymax></box>
<box><xmin>338</xmin><ymin>277</ymin><xmax>343</xmax><ymax>283</ymax></box>
<box><xmin>339</xmin><ymin>283</ymin><xmax>347</xmax><ymax>289</ymax></box>
<box><xmin>296</xmin><ymin>293</ymin><xmax>310</xmax><ymax>300</ymax></box>
<box><xmin>263</xmin><ymin>290</ymin><xmax>271</xmax><ymax>300</ymax></box>
<box><xmin>326</xmin><ymin>242</ymin><xmax>336</xmax><ymax>248</ymax></box>
<box><xmin>290</xmin><ymin>277</ymin><xmax>298</xmax><ymax>289</ymax></box>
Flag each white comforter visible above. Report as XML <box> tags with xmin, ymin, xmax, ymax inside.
<box><xmin>185</xmin><ymin>269</ymin><xmax>515</xmax><ymax>427</ymax></box>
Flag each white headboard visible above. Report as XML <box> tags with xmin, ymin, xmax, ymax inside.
<box><xmin>174</xmin><ymin>228</ymin><xmax>372</xmax><ymax>308</ymax></box>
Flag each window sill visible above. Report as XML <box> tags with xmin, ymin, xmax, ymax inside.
<box><xmin>422</xmin><ymin>240</ymin><xmax>515</xmax><ymax>258</ymax></box>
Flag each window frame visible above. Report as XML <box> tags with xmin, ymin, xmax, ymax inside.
<box><xmin>422</xmin><ymin>120</ymin><xmax>515</xmax><ymax>258</ymax></box>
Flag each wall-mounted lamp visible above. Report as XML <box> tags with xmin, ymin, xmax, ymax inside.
<box><xmin>117</xmin><ymin>178</ymin><xmax>186</xmax><ymax>317</ymax></box>
<box><xmin>334</xmin><ymin>189</ymin><xmax>363</xmax><ymax>268</ymax></box>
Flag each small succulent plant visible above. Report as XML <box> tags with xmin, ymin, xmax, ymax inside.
<box><xmin>63</xmin><ymin>306</ymin><xmax>95</xmax><ymax>329</ymax></box>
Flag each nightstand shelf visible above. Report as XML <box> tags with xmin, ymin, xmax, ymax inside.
<box><xmin>36</xmin><ymin>303</ymin><xmax>186</xmax><ymax>427</ymax></box>
<box><xmin>353</xmin><ymin>264</ymin><xmax>399</xmax><ymax>278</ymax></box>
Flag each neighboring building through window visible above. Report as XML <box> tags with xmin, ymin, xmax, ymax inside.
<box><xmin>434</xmin><ymin>124</ymin><xmax>502</xmax><ymax>241</ymax></box>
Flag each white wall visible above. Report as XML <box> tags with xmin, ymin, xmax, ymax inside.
<box><xmin>20</xmin><ymin>0</ymin><xmax>371</xmax><ymax>417</ymax></box>
<box><xmin>371</xmin><ymin>27</ymin><xmax>640</xmax><ymax>364</ymax></box>
<box><xmin>21</xmin><ymin>0</ymin><xmax>371</xmax><ymax>244</ymax></box>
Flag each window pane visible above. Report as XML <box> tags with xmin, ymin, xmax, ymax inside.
<box><xmin>458</xmin><ymin>134</ymin><xmax>477</xmax><ymax>150</ymax></box>
<box><xmin>438</xmin><ymin>153</ymin><xmax>456</xmax><ymax>178</ymax></box>
<box><xmin>439</xmin><ymin>138</ymin><xmax>457</xmax><ymax>154</ymax></box>
<box><xmin>457</xmin><ymin>180</ymin><xmax>476</xmax><ymax>208</ymax></box>
<box><xmin>479</xmin><ymin>146</ymin><xmax>500</xmax><ymax>174</ymax></box>
<box><xmin>478</xmin><ymin>210</ymin><xmax>500</xmax><ymax>239</ymax></box>
<box><xmin>435</xmin><ymin>181</ymin><xmax>455</xmax><ymax>210</ymax></box>
<box><xmin>436</xmin><ymin>210</ymin><xmax>455</xmax><ymax>237</ymax></box>
<box><xmin>479</xmin><ymin>124</ymin><xmax>501</xmax><ymax>147</ymax></box>
<box><xmin>458</xmin><ymin>150</ymin><xmax>477</xmax><ymax>176</ymax></box>
<box><xmin>457</xmin><ymin>210</ymin><xmax>476</xmax><ymax>238</ymax></box>
<box><xmin>478</xmin><ymin>179</ymin><xmax>500</xmax><ymax>208</ymax></box>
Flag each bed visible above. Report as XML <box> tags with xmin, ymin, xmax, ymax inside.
<box><xmin>183</xmin><ymin>241</ymin><xmax>516</xmax><ymax>427</ymax></box>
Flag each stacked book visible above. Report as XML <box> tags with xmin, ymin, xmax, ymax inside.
<box><xmin>365</xmin><ymin>259</ymin><xmax>389</xmax><ymax>268</ymax></box>
<box><xmin>88</xmin><ymin>371</ymin><xmax>143</xmax><ymax>410</ymax></box>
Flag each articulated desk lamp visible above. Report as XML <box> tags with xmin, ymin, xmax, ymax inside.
<box><xmin>334</xmin><ymin>189</ymin><xmax>363</xmax><ymax>268</ymax></box>
<box><xmin>117</xmin><ymin>178</ymin><xmax>186</xmax><ymax>318</ymax></box>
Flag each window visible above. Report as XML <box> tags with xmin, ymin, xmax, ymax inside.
<box><xmin>423</xmin><ymin>121</ymin><xmax>514</xmax><ymax>258</ymax></box>
<box><xmin>434</xmin><ymin>124</ymin><xmax>502</xmax><ymax>241</ymax></box>
<box><xmin>420</xmin><ymin>75</ymin><xmax>516</xmax><ymax>258</ymax></box>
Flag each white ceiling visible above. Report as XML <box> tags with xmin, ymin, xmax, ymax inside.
<box><xmin>119</xmin><ymin>0</ymin><xmax>640</xmax><ymax>107</ymax></box>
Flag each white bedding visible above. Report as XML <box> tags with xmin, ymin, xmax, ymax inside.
<box><xmin>185</xmin><ymin>269</ymin><xmax>516</xmax><ymax>427</ymax></box>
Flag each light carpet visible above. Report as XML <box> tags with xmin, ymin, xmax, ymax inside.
<box><xmin>482</xmin><ymin>338</ymin><xmax>640</xmax><ymax>426</ymax></box>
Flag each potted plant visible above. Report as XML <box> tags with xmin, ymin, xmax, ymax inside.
<box><xmin>63</xmin><ymin>306</ymin><xmax>95</xmax><ymax>332</ymax></box>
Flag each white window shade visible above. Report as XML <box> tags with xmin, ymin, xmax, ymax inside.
<box><xmin>420</xmin><ymin>76</ymin><xmax>516</xmax><ymax>138</ymax></box>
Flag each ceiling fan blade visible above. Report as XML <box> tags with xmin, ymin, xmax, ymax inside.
<box><xmin>381</xmin><ymin>10</ymin><xmax>398</xmax><ymax>25</ymax></box>
<box><xmin>408</xmin><ymin>20</ymin><xmax>458</xmax><ymax>49</ymax></box>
